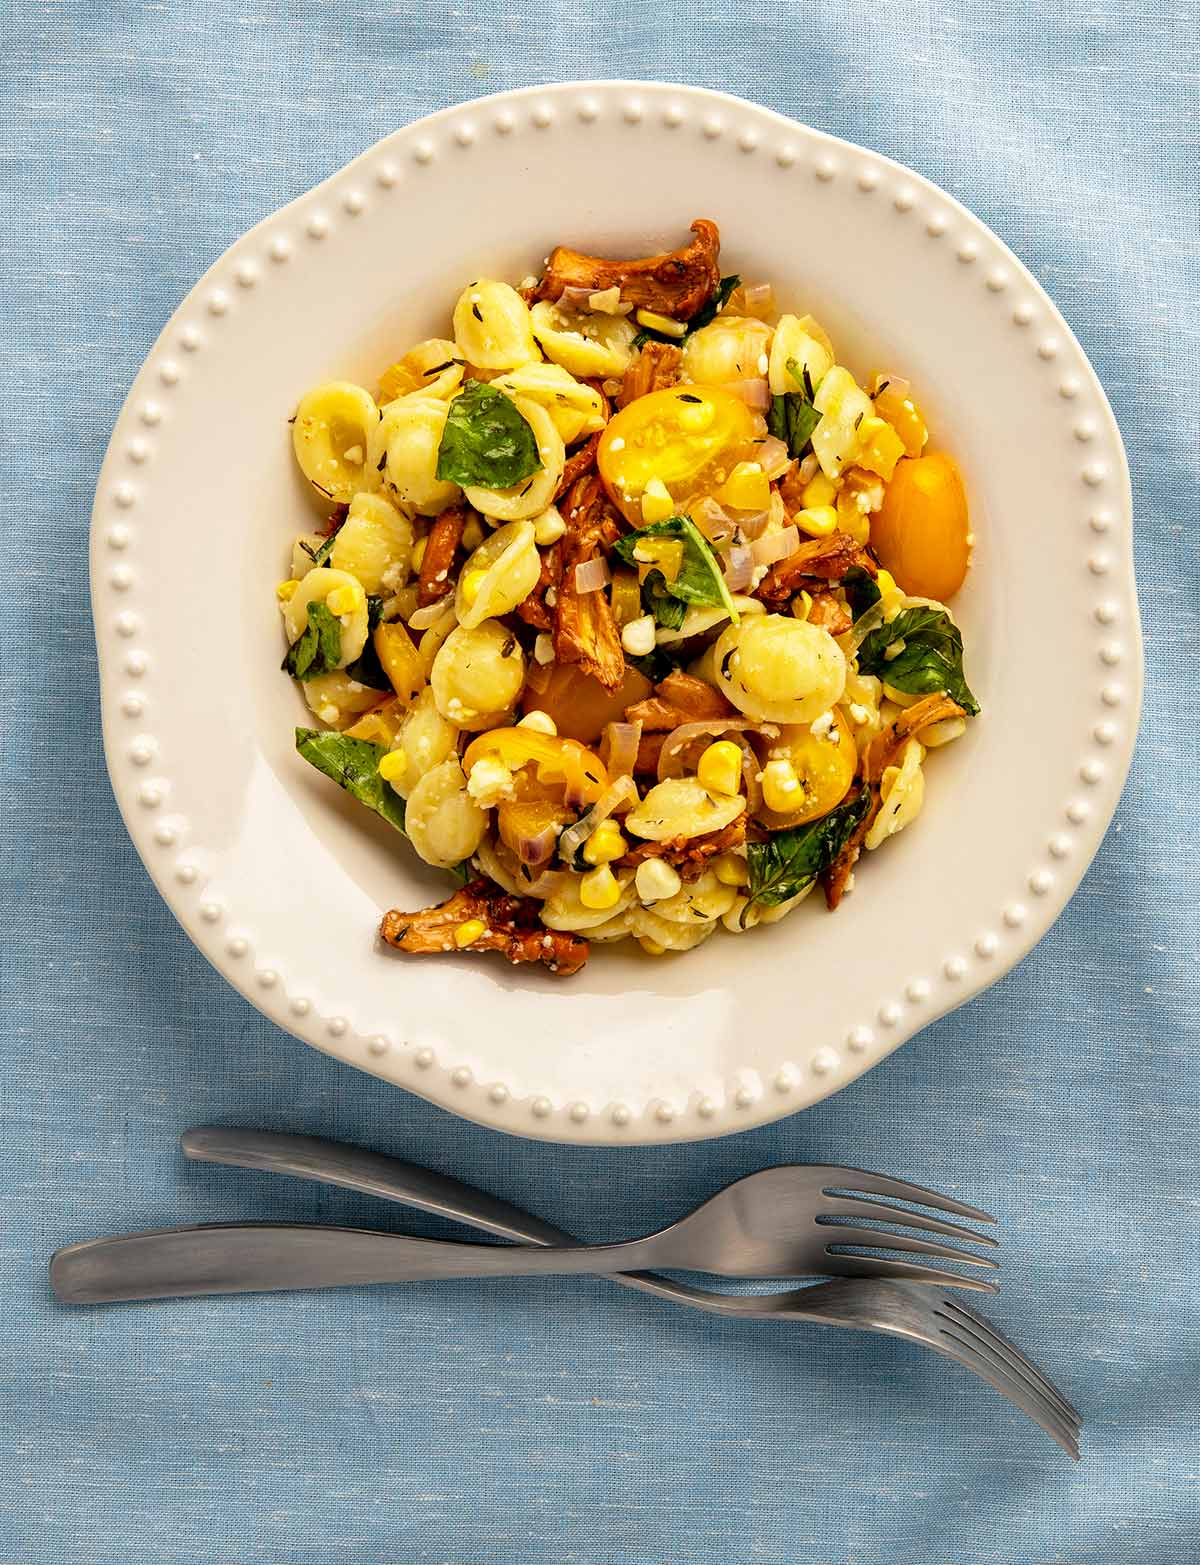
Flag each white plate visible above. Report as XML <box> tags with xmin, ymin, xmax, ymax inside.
<box><xmin>91</xmin><ymin>82</ymin><xmax>1141</xmax><ymax>1145</ymax></box>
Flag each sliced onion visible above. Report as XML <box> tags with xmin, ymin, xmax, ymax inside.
<box><xmin>555</xmin><ymin>285</ymin><xmax>601</xmax><ymax>311</ymax></box>
<box><xmin>690</xmin><ymin>497</ymin><xmax>736</xmax><ymax>546</ymax></box>
<box><xmin>742</xmin><ymin>281</ymin><xmax>775</xmax><ymax>318</ymax></box>
<box><xmin>757</xmin><ymin>435</ymin><xmax>792</xmax><ymax>479</ymax></box>
<box><xmin>601</xmin><ymin>720</ymin><xmax>642</xmax><ymax>779</ymax></box>
<box><xmin>728</xmin><ymin>377</ymin><xmax>771</xmax><ymax>410</ymax></box>
<box><xmin>842</xmin><ymin>598</ymin><xmax>889</xmax><ymax>654</ymax></box>
<box><xmin>525</xmin><ymin>656</ymin><xmax>554</xmax><ymax>694</ymax></box>
<box><xmin>727</xmin><ymin>505</ymin><xmax>770</xmax><ymax>540</ymax></box>
<box><xmin>722</xmin><ymin>544</ymin><xmax>755</xmax><ymax>591</ymax></box>
<box><xmin>513</xmin><ymin>823</ymin><xmax>560</xmax><ymax>868</ymax></box>
<box><xmin>797</xmin><ymin>452</ymin><xmax>821</xmax><ymax>485</ymax></box>
<box><xmin>527</xmin><ymin>866</ymin><xmax>569</xmax><ymax>899</ymax></box>
<box><xmin>573</xmin><ymin>556</ymin><xmax>611</xmax><ymax>594</ymax></box>
<box><xmin>751</xmin><ymin>525</ymin><xmax>799</xmax><ymax>567</ymax></box>
<box><xmin>558</xmin><ymin>774</ymin><xmax>640</xmax><ymax>864</ymax></box>
<box><xmin>408</xmin><ymin>599</ymin><xmax>451</xmax><ymax>630</ymax></box>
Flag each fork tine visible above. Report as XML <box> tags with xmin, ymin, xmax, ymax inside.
<box><xmin>932</xmin><ymin>1327</ymin><xmax>1082</xmax><ymax>1458</ymax></box>
<box><xmin>933</xmin><ymin>1327</ymin><xmax>1081</xmax><ymax>1458</ymax></box>
<box><xmin>819</xmin><ymin>1253</ymin><xmax>999</xmax><ymax>1292</ymax></box>
<box><xmin>821</xmin><ymin>1168</ymin><xmax>996</xmax><ymax>1224</ymax></box>
<box><xmin>821</xmin><ymin>1225</ymin><xmax>999</xmax><ymax>1268</ymax></box>
<box><xmin>940</xmin><ymin>1311</ymin><xmax>1080</xmax><ymax>1434</ymax></box>
<box><xmin>819</xmin><ymin>1194</ymin><xmax>999</xmax><ymax>1247</ymax></box>
<box><xmin>937</xmin><ymin>1298</ymin><xmax>1081</xmax><ymax>1425</ymax></box>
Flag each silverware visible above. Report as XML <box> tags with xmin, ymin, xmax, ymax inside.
<box><xmin>49</xmin><ymin>1129</ymin><xmax>1077</xmax><ymax>1455</ymax></box>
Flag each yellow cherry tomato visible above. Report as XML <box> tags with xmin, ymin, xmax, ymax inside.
<box><xmin>871</xmin><ymin>451</ymin><xmax>970</xmax><ymax>602</ymax></box>
<box><xmin>462</xmin><ymin>728</ymin><xmax>610</xmax><ymax>808</ymax></box>
<box><xmin>754</xmin><ymin>712</ymin><xmax>859</xmax><ymax>830</ymax></box>
<box><xmin>596</xmin><ymin>385</ymin><xmax>761</xmax><ymax>523</ymax></box>
<box><xmin>872</xmin><ymin>388</ymin><xmax>928</xmax><ymax>458</ymax></box>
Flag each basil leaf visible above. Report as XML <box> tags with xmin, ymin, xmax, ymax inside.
<box><xmin>282</xmin><ymin>600</ymin><xmax>343</xmax><ymax>681</ymax></box>
<box><xmin>842</xmin><ymin>566</ymin><xmax>881</xmax><ymax>621</ymax></box>
<box><xmin>343</xmin><ymin>596</ymin><xmax>391</xmax><ymax>691</ymax></box>
<box><xmin>294</xmin><ymin>728</ymin><xmax>407</xmax><ymax>835</ymax></box>
<box><xmin>856</xmin><ymin>605</ymin><xmax>980</xmax><ymax>716</ymax></box>
<box><xmin>631</xmin><ymin>274</ymin><xmax>741</xmax><ymax>347</ymax></box>
<box><xmin>647</xmin><ymin>578</ymin><xmax>687</xmax><ymax>629</ymax></box>
<box><xmin>612</xmin><ymin>515</ymin><xmax>739</xmax><ymax>627</ymax></box>
<box><xmin>435</xmin><ymin>380</ymin><xmax>541</xmax><ymax>489</ymax></box>
<box><xmin>765</xmin><ymin>358</ymin><xmax>821</xmax><ymax>459</ymax></box>
<box><xmin>746</xmin><ymin>787</ymin><xmax>870</xmax><ymax>909</ymax></box>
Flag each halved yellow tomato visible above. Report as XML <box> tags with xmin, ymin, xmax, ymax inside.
<box><xmin>871</xmin><ymin>451</ymin><xmax>970</xmax><ymax>602</ymax></box>
<box><xmin>872</xmin><ymin>388</ymin><xmax>928</xmax><ymax>458</ymax></box>
<box><xmin>755</xmin><ymin>712</ymin><xmax>859</xmax><ymax>830</ymax></box>
<box><xmin>596</xmin><ymin>384</ymin><xmax>760</xmax><ymax>523</ymax></box>
<box><xmin>463</xmin><ymin>728</ymin><xmax>609</xmax><ymax>808</ymax></box>
<box><xmin>520</xmin><ymin>663</ymin><xmax>652</xmax><ymax>743</ymax></box>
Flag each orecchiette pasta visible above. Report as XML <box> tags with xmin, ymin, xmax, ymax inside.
<box><xmin>390</xmin><ymin>688</ymin><xmax>458</xmax><ymax>798</ymax></box>
<box><xmin>290</xmin><ymin>531</ymin><xmax>326</xmax><ymax>579</ymax></box>
<box><xmin>629</xmin><ymin>904</ymin><xmax>718</xmax><ymax>953</ymax></box>
<box><xmin>767</xmin><ymin>314</ymin><xmax>834</xmax><ymax>395</ymax></box>
<box><xmin>379</xmin><ymin>338</ymin><xmax>464</xmax><ymax>403</ymax></box>
<box><xmin>541</xmin><ymin>871</ymin><xmax>637</xmax><ymax>932</ymax></box>
<box><xmin>405</xmin><ymin>758</ymin><xmax>488</xmax><ymax>869</ymax></box>
<box><xmin>300</xmin><ymin>670</ymin><xmax>384</xmax><ymax>729</ymax></box>
<box><xmin>284</xmin><ymin>567</ymin><xmax>370</xmax><ymax>666</ymax></box>
<box><xmin>463</xmin><ymin>397</ymin><xmax>564</xmax><ymax>521</ymax></box>
<box><xmin>453</xmin><ymin>280</ymin><xmax>539</xmax><ymax>371</ymax></box>
<box><xmin>330</xmin><ymin>491</ymin><xmax>414</xmax><ymax>595</ymax></box>
<box><xmin>371</xmin><ymin>394</ymin><xmax>461</xmax><ymax>515</ymax></box>
<box><xmin>865</xmin><ymin>738</ymin><xmax>926</xmax><ymax>850</ymax></box>
<box><xmin>714</xmin><ymin>615</ymin><xmax>847</xmax><ymax>724</ymax></box>
<box><xmin>529</xmin><ymin>300</ymin><xmax>638</xmax><ymax>378</ymax></box>
<box><xmin>291</xmin><ymin>381</ymin><xmax>382</xmax><ymax>504</ymax></box>
<box><xmin>721</xmin><ymin>882</ymin><xmax>814</xmax><ymax>933</ymax></box>
<box><xmin>647</xmin><ymin>869</ymin><xmax>739</xmax><ymax>926</ymax></box>
<box><xmin>430</xmin><ymin>621</ymin><xmax>526</xmax><ymax>730</ymax></box>
<box><xmin>454</xmin><ymin>519</ymin><xmax>540</xmax><ymax>629</ymax></box>
<box><xmin>681</xmin><ymin>316</ymin><xmax>771</xmax><ymax>387</ymax></box>
<box><xmin>624</xmin><ymin>778</ymin><xmax>746</xmax><ymax>842</ymax></box>
<box><xmin>491</xmin><ymin>362</ymin><xmax>607</xmax><ymax>446</ymax></box>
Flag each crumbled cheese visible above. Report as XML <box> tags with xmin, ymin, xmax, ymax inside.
<box><xmin>848</xmin><ymin>702</ymin><xmax>871</xmax><ymax>726</ymax></box>
<box><xmin>533</xmin><ymin>633</ymin><xmax>555</xmax><ymax>664</ymax></box>
<box><xmin>749</xmin><ymin>564</ymin><xmax>768</xmax><ymax>589</ymax></box>
<box><xmin>318</xmin><ymin>703</ymin><xmax>339</xmax><ymax>724</ymax></box>
<box><xmin>620</xmin><ymin>615</ymin><xmax>656</xmax><ymax>656</ymax></box>
<box><xmin>810</xmin><ymin>710</ymin><xmax>834</xmax><ymax>739</ymax></box>
<box><xmin>380</xmin><ymin>560</ymin><xmax>407</xmax><ymax>593</ymax></box>
<box><xmin>545</xmin><ymin>586</ymin><xmax>557</xmax><ymax>608</ymax></box>
<box><xmin>466</xmin><ymin>756</ymin><xmax>516</xmax><ymax>808</ymax></box>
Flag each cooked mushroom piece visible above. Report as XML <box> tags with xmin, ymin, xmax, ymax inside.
<box><xmin>531</xmin><ymin>220</ymin><xmax>722</xmax><ymax>322</ymax></box>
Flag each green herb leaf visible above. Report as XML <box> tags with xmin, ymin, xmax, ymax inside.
<box><xmin>435</xmin><ymin>380</ymin><xmax>541</xmax><ymax>489</ymax></box>
<box><xmin>631</xmin><ymin>275</ymin><xmax>741</xmax><ymax>348</ymax></box>
<box><xmin>343</xmin><ymin>595</ymin><xmax>391</xmax><ymax>690</ymax></box>
<box><xmin>294</xmin><ymin>728</ymin><xmax>407</xmax><ymax>836</ymax></box>
<box><xmin>746</xmin><ymin>787</ymin><xmax>871</xmax><ymax>909</ymax></box>
<box><xmin>842</xmin><ymin>566</ymin><xmax>881</xmax><ymax>621</ymax></box>
<box><xmin>282</xmin><ymin>600</ymin><xmax>343</xmax><ymax>681</ymax></box>
<box><xmin>685</xmin><ymin>273</ymin><xmax>741</xmax><ymax>333</ymax></box>
<box><xmin>767</xmin><ymin>394</ymin><xmax>821</xmax><ymax>458</ymax></box>
<box><xmin>856</xmin><ymin>605</ymin><xmax>980</xmax><ymax>716</ymax></box>
<box><xmin>612</xmin><ymin>515</ymin><xmax>739</xmax><ymax>629</ymax></box>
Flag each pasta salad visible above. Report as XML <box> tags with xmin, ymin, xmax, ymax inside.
<box><xmin>279</xmin><ymin>220</ymin><xmax>979</xmax><ymax>976</ymax></box>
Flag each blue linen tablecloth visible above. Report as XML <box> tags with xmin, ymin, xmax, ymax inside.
<box><xmin>2</xmin><ymin>3</ymin><xmax>1197</xmax><ymax>1560</ymax></box>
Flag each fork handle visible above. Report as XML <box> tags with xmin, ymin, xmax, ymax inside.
<box><xmin>50</xmin><ymin>1224</ymin><xmax>665</xmax><ymax>1302</ymax></box>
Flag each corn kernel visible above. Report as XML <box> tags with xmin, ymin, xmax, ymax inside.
<box><xmin>533</xmin><ymin>506</ymin><xmax>566</xmax><ymax>546</ymax></box>
<box><xmin>454</xmin><ymin>919</ymin><xmax>487</xmax><ymax>948</ymax></box>
<box><xmin>583</xmin><ymin>819</ymin><xmax>627</xmax><ymax>866</ymax></box>
<box><xmin>461</xmin><ymin>516</ymin><xmax>485</xmax><ymax>552</ymax></box>
<box><xmin>517</xmin><ymin>710</ymin><xmax>557</xmax><ymax>736</ymax></box>
<box><xmin>621</xmin><ymin>614</ymin><xmax>656</xmax><ymax>656</ymax></box>
<box><xmin>461</xmin><ymin>568</ymin><xmax>488</xmax><ymax>608</ymax></box>
<box><xmin>276</xmin><ymin>579</ymin><xmax>300</xmax><ymax>600</ymax></box>
<box><xmin>762</xmin><ymin>758</ymin><xmax>803</xmax><ymax>813</ymax></box>
<box><xmin>697</xmin><ymin>740</ymin><xmax>743</xmax><ymax>797</ymax></box>
<box><xmin>638</xmin><ymin>938</ymin><xmax>667</xmax><ymax>956</ymax></box>
<box><xmin>635</xmin><ymin>858</ymin><xmax>682</xmax><ymax>902</ymax></box>
<box><xmin>677</xmin><ymin>399</ymin><xmax>715</xmax><ymax>433</ymax></box>
<box><xmin>579</xmin><ymin>864</ymin><xmax>622</xmax><ymax>910</ymax></box>
<box><xmin>640</xmin><ymin>477</ymin><xmax>675</xmax><ymax>525</ymax></box>
<box><xmin>854</xmin><ymin>415</ymin><xmax>906</xmax><ymax>481</ymax></box>
<box><xmin>378</xmin><ymin>749</ymin><xmax>408</xmax><ymax>784</ymax></box>
<box><xmin>712</xmin><ymin>852</ymin><xmax>748</xmax><ymax>887</ymax></box>
<box><xmin>801</xmin><ymin>472</ymin><xmax>838</xmax><ymax>509</ymax></box>
<box><xmin>327</xmin><ymin>584</ymin><xmax>364</xmax><ymax>616</ymax></box>
<box><xmin>411</xmin><ymin>534</ymin><xmax>428</xmax><ymax>571</ymax></box>
<box><xmin>791</xmin><ymin>589</ymin><xmax>813</xmax><ymax>621</ymax></box>
<box><xmin>720</xmin><ymin>461</ymin><xmax>771</xmax><ymax>513</ymax></box>
<box><xmin>795</xmin><ymin>505</ymin><xmax>838</xmax><ymax>538</ymax></box>
<box><xmin>634</xmin><ymin>308</ymin><xmax>686</xmax><ymax>338</ymax></box>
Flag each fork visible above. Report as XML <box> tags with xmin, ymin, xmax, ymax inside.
<box><xmin>179</xmin><ymin>1130</ymin><xmax>1078</xmax><ymax>1458</ymax></box>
